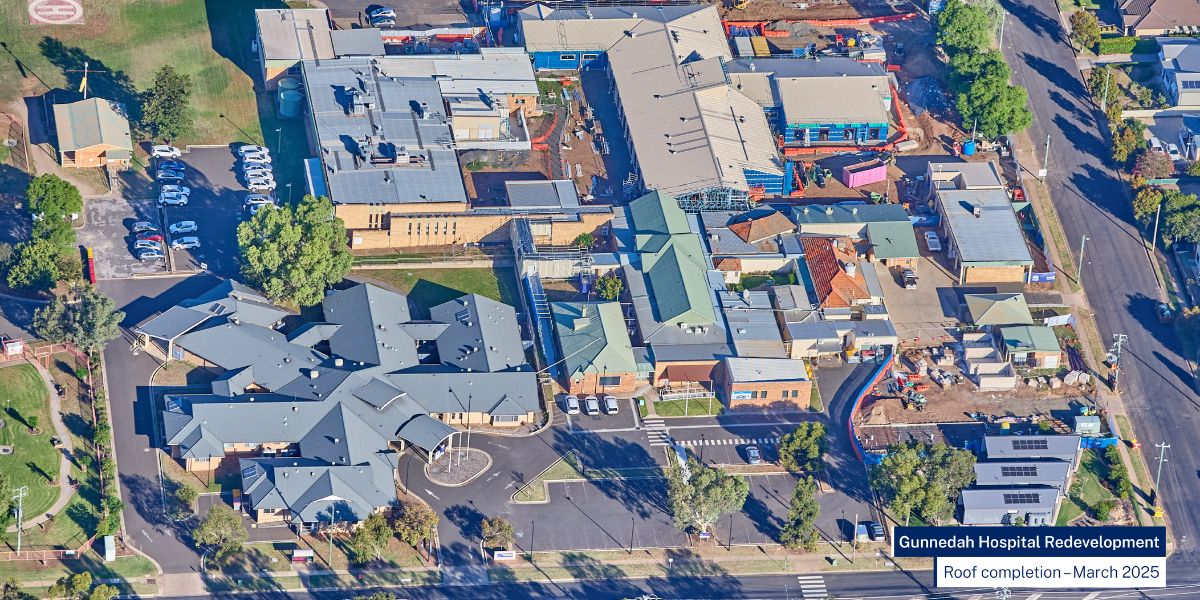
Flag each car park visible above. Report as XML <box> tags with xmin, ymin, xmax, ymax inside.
<box><xmin>137</xmin><ymin>249</ymin><xmax>165</xmax><ymax>261</ymax></box>
<box><xmin>137</xmin><ymin>231</ymin><xmax>165</xmax><ymax>242</ymax></box>
<box><xmin>247</xmin><ymin>177</ymin><xmax>277</xmax><ymax>191</ymax></box>
<box><xmin>924</xmin><ymin>231</ymin><xmax>942</xmax><ymax>252</ymax></box>
<box><xmin>157</xmin><ymin>160</ymin><xmax>186</xmax><ymax>172</ymax></box>
<box><xmin>584</xmin><ymin>395</ymin><xmax>600</xmax><ymax>416</ymax></box>
<box><xmin>169</xmin><ymin>221</ymin><xmax>198</xmax><ymax>234</ymax></box>
<box><xmin>156</xmin><ymin>169</ymin><xmax>184</xmax><ymax>181</ymax></box>
<box><xmin>602</xmin><ymin>395</ymin><xmax>618</xmax><ymax>415</ymax></box>
<box><xmin>367</xmin><ymin>6</ymin><xmax>396</xmax><ymax>19</ymax></box>
<box><xmin>564</xmin><ymin>395</ymin><xmax>580</xmax><ymax>415</ymax></box>
<box><xmin>151</xmin><ymin>145</ymin><xmax>181</xmax><ymax>158</ymax></box>
<box><xmin>134</xmin><ymin>239</ymin><xmax>161</xmax><ymax>251</ymax></box>
<box><xmin>237</xmin><ymin>145</ymin><xmax>269</xmax><ymax>156</ymax></box>
<box><xmin>241</xmin><ymin>151</ymin><xmax>272</xmax><ymax>163</ymax></box>
<box><xmin>160</xmin><ymin>184</ymin><xmax>190</xmax><ymax>196</ymax></box>
<box><xmin>131</xmin><ymin>221</ymin><xmax>157</xmax><ymax>233</ymax></box>
<box><xmin>745</xmin><ymin>445</ymin><xmax>763</xmax><ymax>465</ymax></box>
<box><xmin>159</xmin><ymin>192</ymin><xmax>188</xmax><ymax>206</ymax></box>
<box><xmin>171</xmin><ymin>236</ymin><xmax>201</xmax><ymax>250</ymax></box>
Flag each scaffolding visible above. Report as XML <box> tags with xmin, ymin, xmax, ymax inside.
<box><xmin>512</xmin><ymin>218</ymin><xmax>593</xmax><ymax>280</ymax></box>
<box><xmin>674</xmin><ymin>186</ymin><xmax>751</xmax><ymax>213</ymax></box>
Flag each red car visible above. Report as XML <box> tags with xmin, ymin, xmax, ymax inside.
<box><xmin>137</xmin><ymin>231</ymin><xmax>165</xmax><ymax>242</ymax></box>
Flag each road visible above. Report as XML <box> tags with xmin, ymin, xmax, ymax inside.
<box><xmin>1001</xmin><ymin>0</ymin><xmax>1200</xmax><ymax>567</ymax></box>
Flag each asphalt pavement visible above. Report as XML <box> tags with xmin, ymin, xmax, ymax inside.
<box><xmin>1000</xmin><ymin>0</ymin><xmax>1200</xmax><ymax>568</ymax></box>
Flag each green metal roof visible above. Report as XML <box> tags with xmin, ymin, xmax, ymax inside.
<box><xmin>964</xmin><ymin>293</ymin><xmax>1034</xmax><ymax>326</ymax></box>
<box><xmin>864</xmin><ymin>221</ymin><xmax>919</xmax><ymax>260</ymax></box>
<box><xmin>626</xmin><ymin>191</ymin><xmax>716</xmax><ymax>326</ymax></box>
<box><xmin>1001</xmin><ymin>325</ymin><xmax>1061</xmax><ymax>353</ymax></box>
<box><xmin>552</xmin><ymin>302</ymin><xmax>637</xmax><ymax>376</ymax></box>
<box><xmin>630</xmin><ymin>190</ymin><xmax>691</xmax><ymax>238</ymax></box>
<box><xmin>52</xmin><ymin>98</ymin><xmax>132</xmax><ymax>152</ymax></box>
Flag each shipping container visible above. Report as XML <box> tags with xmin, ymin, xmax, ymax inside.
<box><xmin>733</xmin><ymin>36</ymin><xmax>754</xmax><ymax>58</ymax></box>
<box><xmin>750</xmin><ymin>36</ymin><xmax>771</xmax><ymax>57</ymax></box>
<box><xmin>841</xmin><ymin>159</ymin><xmax>888</xmax><ymax>188</ymax></box>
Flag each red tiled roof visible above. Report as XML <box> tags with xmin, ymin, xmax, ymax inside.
<box><xmin>728</xmin><ymin>211</ymin><xmax>796</xmax><ymax>244</ymax></box>
<box><xmin>713</xmin><ymin>257</ymin><xmax>743</xmax><ymax>272</ymax></box>
<box><xmin>800</xmin><ymin>237</ymin><xmax>869</xmax><ymax>309</ymax></box>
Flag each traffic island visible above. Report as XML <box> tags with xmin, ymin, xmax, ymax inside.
<box><xmin>425</xmin><ymin>448</ymin><xmax>492</xmax><ymax>487</ymax></box>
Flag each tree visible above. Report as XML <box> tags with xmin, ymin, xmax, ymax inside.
<box><xmin>1161</xmin><ymin>190</ymin><xmax>1200</xmax><ymax>244</ymax></box>
<box><xmin>141</xmin><ymin>65</ymin><xmax>194</xmax><ymax>142</ymax></box>
<box><xmin>1094</xmin><ymin>498</ymin><xmax>1117</xmax><ymax>521</ymax></box>
<box><xmin>0</xmin><ymin>474</ymin><xmax>12</xmax><ymax>538</ymax></box>
<box><xmin>1132</xmin><ymin>150</ymin><xmax>1175</xmax><ymax>180</ymax></box>
<box><xmin>7</xmin><ymin>239</ymin><xmax>62</xmax><ymax>290</ymax></box>
<box><xmin>1188</xmin><ymin>161</ymin><xmax>1200</xmax><ymax>176</ymax></box>
<box><xmin>31</xmin><ymin>287</ymin><xmax>125</xmax><ymax>353</ymax></box>
<box><xmin>175</xmin><ymin>484</ymin><xmax>198</xmax><ymax>512</ymax></box>
<box><xmin>2</xmin><ymin>578</ymin><xmax>30</xmax><ymax>600</ymax></box>
<box><xmin>1177</xmin><ymin>306</ymin><xmax>1200</xmax><ymax>358</ymax></box>
<box><xmin>45</xmin><ymin>580</ymin><xmax>68</xmax><ymax>600</ymax></box>
<box><xmin>193</xmin><ymin>504</ymin><xmax>248</xmax><ymax>561</ymax></box>
<box><xmin>1112</xmin><ymin>119</ymin><xmax>1148</xmax><ymax>164</ymax></box>
<box><xmin>1133</xmin><ymin>187</ymin><xmax>1164</xmax><ymax>225</ymax></box>
<box><xmin>27</xmin><ymin>415</ymin><xmax>38</xmax><ymax>432</ymax></box>
<box><xmin>572</xmin><ymin>232</ymin><xmax>595</xmax><ymax>248</ymax></box>
<box><xmin>937</xmin><ymin>0</ymin><xmax>994</xmax><ymax>55</ymax></box>
<box><xmin>1069</xmin><ymin>10</ymin><xmax>1101</xmax><ymax>51</ymax></box>
<box><xmin>481</xmin><ymin>516</ymin><xmax>514</xmax><ymax>550</ymax></box>
<box><xmin>33</xmin><ymin>297</ymin><xmax>68</xmax><ymax>343</ymax></box>
<box><xmin>779</xmin><ymin>477</ymin><xmax>820</xmax><ymax>551</ymax></box>
<box><xmin>870</xmin><ymin>441</ymin><xmax>976</xmax><ymax>525</ymax></box>
<box><xmin>666</xmin><ymin>458</ymin><xmax>750</xmax><ymax>534</ymax></box>
<box><xmin>391</xmin><ymin>500</ymin><xmax>438</xmax><ymax>547</ymax></box>
<box><xmin>947</xmin><ymin>50</ymin><xmax>1009</xmax><ymax>95</ymax></box>
<box><xmin>26</xmin><ymin>174</ymin><xmax>82</xmax><ymax>223</ymax></box>
<box><xmin>34</xmin><ymin>217</ymin><xmax>76</xmax><ymax>251</ymax></box>
<box><xmin>347</xmin><ymin>512</ymin><xmax>393</xmax><ymax>565</ymax></box>
<box><xmin>69</xmin><ymin>573</ymin><xmax>92</xmax><ymax>597</ymax></box>
<box><xmin>596</xmin><ymin>273</ymin><xmax>623</xmax><ymax>301</ymax></box>
<box><xmin>237</xmin><ymin>195</ymin><xmax>353</xmax><ymax>307</ymax></box>
<box><xmin>956</xmin><ymin>76</ymin><xmax>1033</xmax><ymax>138</ymax></box>
<box><xmin>777</xmin><ymin>422</ymin><xmax>826</xmax><ymax>473</ymax></box>
<box><xmin>88</xmin><ymin>586</ymin><xmax>118</xmax><ymax>600</ymax></box>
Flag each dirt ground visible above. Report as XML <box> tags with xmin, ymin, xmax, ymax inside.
<box><xmin>719</xmin><ymin>0</ymin><xmax>913</xmax><ymax>22</ymax></box>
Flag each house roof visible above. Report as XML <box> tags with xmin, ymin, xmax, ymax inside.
<box><xmin>1122</xmin><ymin>0</ymin><xmax>1200</xmax><ymax>31</ymax></box>
<box><xmin>973</xmin><ymin>460</ymin><xmax>1073</xmax><ymax>488</ymax></box>
<box><xmin>718</xmin><ymin>290</ymin><xmax>788</xmax><ymax>358</ymax></box>
<box><xmin>52</xmin><ymin>98</ymin><xmax>132</xmax><ymax>153</ymax></box>
<box><xmin>864</xmin><ymin>221</ymin><xmax>919</xmax><ymax>260</ymax></box>
<box><xmin>790</xmin><ymin>203</ymin><xmax>910</xmax><ymax>227</ymax></box>
<box><xmin>330</xmin><ymin>29</ymin><xmax>385</xmax><ymax>57</ymax></box>
<box><xmin>552</xmin><ymin>302</ymin><xmax>638</xmax><ymax>377</ymax></box>
<box><xmin>983</xmin><ymin>435</ymin><xmax>1080</xmax><ymax>460</ymax></box>
<box><xmin>628</xmin><ymin>192</ymin><xmax>717</xmax><ymax>327</ymax></box>
<box><xmin>937</xmin><ymin>189</ymin><xmax>1034</xmax><ymax>265</ymax></box>
<box><xmin>1000</xmin><ymin>325</ymin><xmax>1061</xmax><ymax>354</ymax></box>
<box><xmin>429</xmin><ymin>294</ymin><xmax>526</xmax><ymax>373</ymax></box>
<box><xmin>728</xmin><ymin>210</ymin><xmax>795</xmax><ymax>243</ymax></box>
<box><xmin>963</xmin><ymin>293</ymin><xmax>1034</xmax><ymax>326</ymax></box>
<box><xmin>517</xmin><ymin>3</ymin><xmax>729</xmax><ymax>60</ymax></box>
<box><xmin>723</xmin><ymin>357</ymin><xmax>809</xmax><ymax>382</ymax></box>
<box><xmin>799</xmin><ymin>237</ymin><xmax>870</xmax><ymax>309</ymax></box>
<box><xmin>255</xmin><ymin>9</ymin><xmax>335</xmax><ymax>61</ymax></box>
<box><xmin>726</xmin><ymin>57</ymin><xmax>891</xmax><ymax>124</ymax></box>
<box><xmin>375</xmin><ymin>48</ymin><xmax>539</xmax><ymax>97</ymax></box>
<box><xmin>137</xmin><ymin>306</ymin><xmax>212</xmax><ymax>341</ymax></box>
<box><xmin>960</xmin><ymin>487</ymin><xmax>1059</xmax><ymax>524</ymax></box>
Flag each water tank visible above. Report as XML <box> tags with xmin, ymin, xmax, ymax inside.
<box><xmin>962</xmin><ymin>139</ymin><xmax>977</xmax><ymax>156</ymax></box>
<box><xmin>277</xmin><ymin>89</ymin><xmax>303</xmax><ymax>119</ymax></box>
<box><xmin>277</xmin><ymin>77</ymin><xmax>301</xmax><ymax>93</ymax></box>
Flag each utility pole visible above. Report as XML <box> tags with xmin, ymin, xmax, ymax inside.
<box><xmin>327</xmin><ymin>510</ymin><xmax>337</xmax><ymax>567</ymax></box>
<box><xmin>1077</xmin><ymin>235</ymin><xmax>1090</xmax><ymax>287</ymax></box>
<box><xmin>629</xmin><ymin>517</ymin><xmax>636</xmax><ymax>555</ymax></box>
<box><xmin>1152</xmin><ymin>200</ymin><xmax>1164</xmax><ymax>251</ymax></box>
<box><xmin>12</xmin><ymin>486</ymin><xmax>27</xmax><ymax>555</ymax></box>
<box><xmin>1101</xmin><ymin>69</ymin><xmax>1111</xmax><ymax>111</ymax></box>
<box><xmin>1040</xmin><ymin>135</ymin><xmax>1051</xmax><ymax>179</ymax></box>
<box><xmin>998</xmin><ymin>11</ymin><xmax>1007</xmax><ymax>49</ymax></box>
<box><xmin>1155</xmin><ymin>442</ymin><xmax>1171</xmax><ymax>493</ymax></box>
<box><xmin>852</xmin><ymin>511</ymin><xmax>859</xmax><ymax>562</ymax></box>
<box><xmin>1110</xmin><ymin>334</ymin><xmax>1128</xmax><ymax>391</ymax></box>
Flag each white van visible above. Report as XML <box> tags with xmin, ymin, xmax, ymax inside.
<box><xmin>1150</xmin><ymin>136</ymin><xmax>1165</xmax><ymax>154</ymax></box>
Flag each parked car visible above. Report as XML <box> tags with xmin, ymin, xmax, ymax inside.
<box><xmin>584</xmin><ymin>395</ymin><xmax>600</xmax><ymax>416</ymax></box>
<box><xmin>151</xmin><ymin>145</ymin><xmax>181</xmax><ymax>159</ymax></box>
<box><xmin>866</xmin><ymin>521</ymin><xmax>885</xmax><ymax>541</ymax></box>
<box><xmin>1168</xmin><ymin>143</ymin><xmax>1183</xmax><ymax>162</ymax></box>
<box><xmin>602</xmin><ymin>395</ymin><xmax>618</xmax><ymax>415</ymax></box>
<box><xmin>157</xmin><ymin>160</ymin><xmax>186</xmax><ymax>172</ymax></box>
<box><xmin>169</xmin><ymin>221</ymin><xmax>198</xmax><ymax>234</ymax></box>
<box><xmin>1150</xmin><ymin>137</ymin><xmax>1165</xmax><ymax>154</ymax></box>
<box><xmin>247</xmin><ymin>177</ymin><xmax>277</xmax><ymax>192</ymax></box>
<box><xmin>370</xmin><ymin>16</ymin><xmax>396</xmax><ymax>27</ymax></box>
<box><xmin>131</xmin><ymin>221</ymin><xmax>157</xmax><ymax>233</ymax></box>
<box><xmin>156</xmin><ymin>169</ymin><xmax>184</xmax><ymax>182</ymax></box>
<box><xmin>237</xmin><ymin>145</ymin><xmax>269</xmax><ymax>156</ymax></box>
<box><xmin>171</xmin><ymin>236</ymin><xmax>201</xmax><ymax>250</ymax></box>
<box><xmin>367</xmin><ymin>6</ymin><xmax>396</xmax><ymax>19</ymax></box>
<box><xmin>244</xmin><ymin>193</ymin><xmax>273</xmax><ymax>206</ymax></box>
<box><xmin>137</xmin><ymin>249</ymin><xmax>165</xmax><ymax>262</ymax></box>
<box><xmin>1157</xmin><ymin>302</ymin><xmax>1173</xmax><ymax>324</ymax></box>
<box><xmin>134</xmin><ymin>239</ymin><xmax>161</xmax><ymax>251</ymax></box>
<box><xmin>137</xmin><ymin>232</ymin><xmax>165</xmax><ymax>243</ymax></box>
<box><xmin>160</xmin><ymin>184</ymin><xmax>190</xmax><ymax>196</ymax></box>
<box><xmin>158</xmin><ymin>192</ymin><xmax>188</xmax><ymax>206</ymax></box>
<box><xmin>241</xmin><ymin>160</ymin><xmax>271</xmax><ymax>172</ymax></box>
<box><xmin>564</xmin><ymin>395</ymin><xmax>580</xmax><ymax>415</ymax></box>
<box><xmin>924</xmin><ymin>231</ymin><xmax>942</xmax><ymax>252</ymax></box>
<box><xmin>243</xmin><ymin>168</ymin><xmax>274</xmax><ymax>181</ymax></box>
<box><xmin>248</xmin><ymin>202</ymin><xmax>276</xmax><ymax>215</ymax></box>
<box><xmin>902</xmin><ymin>269</ymin><xmax>917</xmax><ymax>289</ymax></box>
<box><xmin>745</xmin><ymin>445</ymin><xmax>763</xmax><ymax>465</ymax></box>
<box><xmin>241</xmin><ymin>151</ymin><xmax>272</xmax><ymax>164</ymax></box>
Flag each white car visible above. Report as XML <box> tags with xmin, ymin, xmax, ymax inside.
<box><xmin>248</xmin><ymin>202</ymin><xmax>276</xmax><ymax>215</ymax></box>
<box><xmin>151</xmin><ymin>145</ymin><xmax>181</xmax><ymax>159</ymax></box>
<box><xmin>243</xmin><ymin>168</ymin><xmax>274</xmax><ymax>180</ymax></box>
<box><xmin>584</xmin><ymin>395</ymin><xmax>600</xmax><ymax>416</ymax></box>
<box><xmin>564</xmin><ymin>395</ymin><xmax>580</xmax><ymax>415</ymax></box>
<box><xmin>131</xmin><ymin>221</ymin><xmax>157</xmax><ymax>233</ymax></box>
<box><xmin>370</xmin><ymin>16</ymin><xmax>396</xmax><ymax>27</ymax></box>
<box><xmin>134</xmin><ymin>239</ymin><xmax>160</xmax><ymax>251</ymax></box>
<box><xmin>156</xmin><ymin>169</ymin><xmax>184</xmax><ymax>181</ymax></box>
<box><xmin>158</xmin><ymin>192</ymin><xmax>188</xmax><ymax>206</ymax></box>
<box><xmin>247</xmin><ymin>177</ymin><xmax>277</xmax><ymax>191</ymax></box>
<box><xmin>1168</xmin><ymin>143</ymin><xmax>1183</xmax><ymax>162</ymax></box>
<box><xmin>237</xmin><ymin>145</ymin><xmax>269</xmax><ymax>156</ymax></box>
<box><xmin>244</xmin><ymin>193</ymin><xmax>273</xmax><ymax>206</ymax></box>
<box><xmin>367</xmin><ymin>6</ymin><xmax>396</xmax><ymax>19</ymax></box>
<box><xmin>169</xmin><ymin>221</ymin><xmax>198</xmax><ymax>234</ymax></box>
<box><xmin>924</xmin><ymin>231</ymin><xmax>942</xmax><ymax>252</ymax></box>
<box><xmin>241</xmin><ymin>151</ymin><xmax>272</xmax><ymax>164</ymax></box>
<box><xmin>171</xmin><ymin>236</ymin><xmax>201</xmax><ymax>250</ymax></box>
<box><xmin>241</xmin><ymin>160</ymin><xmax>271</xmax><ymax>172</ymax></box>
<box><xmin>160</xmin><ymin>184</ymin><xmax>190</xmax><ymax>196</ymax></box>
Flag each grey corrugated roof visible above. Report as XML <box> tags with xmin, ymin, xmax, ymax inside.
<box><xmin>255</xmin><ymin>9</ymin><xmax>334</xmax><ymax>61</ymax></box>
<box><xmin>927</xmin><ymin>161</ymin><xmax>1004</xmax><ymax>190</ymax></box>
<box><xmin>397</xmin><ymin>415</ymin><xmax>458</xmax><ymax>452</ymax></box>
<box><xmin>723</xmin><ymin>357</ymin><xmax>809</xmax><ymax>382</ymax></box>
<box><xmin>973</xmin><ymin>460</ymin><xmax>1072</xmax><ymax>488</ymax></box>
<box><xmin>331</xmin><ymin>29</ymin><xmax>385</xmax><ymax>57</ymax></box>
<box><xmin>429</xmin><ymin>294</ymin><xmax>525</xmax><ymax>373</ymax></box>
<box><xmin>984</xmin><ymin>435</ymin><xmax>1080</xmax><ymax>460</ymax></box>
<box><xmin>719</xmin><ymin>290</ymin><xmax>787</xmax><ymax>358</ymax></box>
<box><xmin>726</xmin><ymin>58</ymin><xmax>891</xmax><ymax>124</ymax></box>
<box><xmin>785</xmin><ymin>319</ymin><xmax>897</xmax><ymax>342</ymax></box>
<box><xmin>960</xmin><ymin>487</ymin><xmax>1058</xmax><ymax>524</ymax></box>
<box><xmin>938</xmin><ymin>189</ymin><xmax>1034</xmax><ymax>265</ymax></box>
<box><xmin>518</xmin><ymin>3</ymin><xmax>726</xmax><ymax>57</ymax></box>
<box><xmin>376</xmin><ymin>48</ymin><xmax>539</xmax><ymax>96</ymax></box>
<box><xmin>506</xmin><ymin>180</ymin><xmax>581</xmax><ymax>210</ymax></box>
<box><xmin>790</xmin><ymin>204</ymin><xmax>910</xmax><ymax>226</ymax></box>
<box><xmin>322</xmin><ymin>284</ymin><xmax>419</xmax><ymax>369</ymax></box>
<box><xmin>137</xmin><ymin>306</ymin><xmax>212</xmax><ymax>341</ymax></box>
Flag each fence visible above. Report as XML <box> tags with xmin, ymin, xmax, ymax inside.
<box><xmin>847</xmin><ymin>350</ymin><xmax>895</xmax><ymax>465</ymax></box>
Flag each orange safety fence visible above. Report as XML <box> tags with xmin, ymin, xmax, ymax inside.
<box><xmin>528</xmin><ymin>112</ymin><xmax>560</xmax><ymax>146</ymax></box>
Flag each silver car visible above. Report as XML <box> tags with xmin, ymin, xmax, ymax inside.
<box><xmin>241</xmin><ymin>151</ymin><xmax>272</xmax><ymax>164</ymax></box>
<box><xmin>247</xmin><ymin>177</ymin><xmax>277</xmax><ymax>192</ymax></box>
<box><xmin>138</xmin><ymin>249</ymin><xmax>165</xmax><ymax>262</ymax></box>
<box><xmin>134</xmin><ymin>239</ymin><xmax>160</xmax><ymax>251</ymax></box>
<box><xmin>170</xmin><ymin>236</ymin><xmax>201</xmax><ymax>250</ymax></box>
<box><xmin>237</xmin><ymin>144</ymin><xmax>269</xmax><ymax>156</ymax></box>
<box><xmin>169</xmin><ymin>221</ymin><xmax>198</xmax><ymax>234</ymax></box>
<box><xmin>158</xmin><ymin>192</ymin><xmax>188</xmax><ymax>206</ymax></box>
<box><xmin>584</xmin><ymin>395</ymin><xmax>600</xmax><ymax>416</ymax></box>
<box><xmin>160</xmin><ymin>184</ymin><xmax>191</xmax><ymax>196</ymax></box>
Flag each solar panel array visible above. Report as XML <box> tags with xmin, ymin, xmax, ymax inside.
<box><xmin>1000</xmin><ymin>465</ymin><xmax>1039</xmax><ymax>477</ymax></box>
<box><xmin>1003</xmin><ymin>492</ymin><xmax>1041</xmax><ymax>505</ymax></box>
<box><xmin>1012</xmin><ymin>438</ymin><xmax>1049</xmax><ymax>450</ymax></box>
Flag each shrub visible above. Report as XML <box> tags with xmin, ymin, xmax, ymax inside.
<box><xmin>1093</xmin><ymin>498</ymin><xmax>1117</xmax><ymax>521</ymax></box>
<box><xmin>1097</xmin><ymin>36</ymin><xmax>1137</xmax><ymax>55</ymax></box>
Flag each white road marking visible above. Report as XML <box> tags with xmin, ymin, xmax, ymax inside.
<box><xmin>1083</xmin><ymin>594</ymin><xmax>1101</xmax><ymax>600</ymax></box>
<box><xmin>140</xmin><ymin>529</ymin><xmax>153</xmax><ymax>542</ymax></box>
<box><xmin>424</xmin><ymin>488</ymin><xmax>441</xmax><ymax>501</ymax></box>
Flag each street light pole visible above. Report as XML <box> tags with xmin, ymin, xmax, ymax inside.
<box><xmin>1155</xmin><ymin>442</ymin><xmax>1171</xmax><ymax>494</ymax></box>
<box><xmin>1041</xmin><ymin>134</ymin><xmax>1051</xmax><ymax>180</ymax></box>
<box><xmin>1152</xmin><ymin>200</ymin><xmax>1163</xmax><ymax>250</ymax></box>
<box><xmin>1111</xmin><ymin>333</ymin><xmax>1128</xmax><ymax>391</ymax></box>
<box><xmin>13</xmin><ymin>486</ymin><xmax>27</xmax><ymax>555</ymax></box>
<box><xmin>1077</xmin><ymin>235</ymin><xmax>1090</xmax><ymax>287</ymax></box>
<box><xmin>998</xmin><ymin>11</ymin><xmax>1007</xmax><ymax>49</ymax></box>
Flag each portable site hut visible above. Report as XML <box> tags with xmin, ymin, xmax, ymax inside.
<box><xmin>841</xmin><ymin>159</ymin><xmax>887</xmax><ymax>188</ymax></box>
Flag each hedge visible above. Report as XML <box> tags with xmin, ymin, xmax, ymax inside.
<box><xmin>1096</xmin><ymin>36</ymin><xmax>1159</xmax><ymax>55</ymax></box>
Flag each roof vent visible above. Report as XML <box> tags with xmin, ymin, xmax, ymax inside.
<box><xmin>309</xmin><ymin>370</ymin><xmax>320</xmax><ymax>379</ymax></box>
<box><xmin>283</xmin><ymin>471</ymin><xmax>289</xmax><ymax>478</ymax></box>
<box><xmin>851</xmin><ymin>207</ymin><xmax>858</xmax><ymax>214</ymax></box>
<box><xmin>334</xmin><ymin>437</ymin><xmax>340</xmax><ymax>443</ymax></box>
<box><xmin>334</xmin><ymin>357</ymin><xmax>344</xmax><ymax>367</ymax></box>
<box><xmin>632</xmin><ymin>10</ymin><xmax>638</xmax><ymax>17</ymax></box>
<box><xmin>292</xmin><ymin>406</ymin><xmax>299</xmax><ymax>412</ymax></box>
<box><xmin>845</xmin><ymin>263</ymin><xmax>857</xmax><ymax>278</ymax></box>
<box><xmin>284</xmin><ymin>357</ymin><xmax>292</xmax><ymax>363</ymax></box>
<box><xmin>825</xmin><ymin>206</ymin><xmax>833</xmax><ymax>215</ymax></box>
<box><xmin>972</xmin><ymin>204</ymin><xmax>982</xmax><ymax>218</ymax></box>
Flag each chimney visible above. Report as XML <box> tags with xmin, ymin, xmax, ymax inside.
<box><xmin>972</xmin><ymin>204</ymin><xmax>982</xmax><ymax>218</ymax></box>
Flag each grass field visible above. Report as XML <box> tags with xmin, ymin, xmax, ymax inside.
<box><xmin>0</xmin><ymin>0</ymin><xmax>264</xmax><ymax>145</ymax></box>
<box><xmin>0</xmin><ymin>551</ymin><xmax>155</xmax><ymax>584</ymax></box>
<box><xmin>652</xmin><ymin>397</ymin><xmax>723</xmax><ymax>418</ymax></box>
<box><xmin>359</xmin><ymin>267</ymin><xmax>520</xmax><ymax>313</ymax></box>
<box><xmin>1057</xmin><ymin>449</ymin><xmax>1117</xmax><ymax>525</ymax></box>
<box><xmin>0</xmin><ymin>364</ymin><xmax>60</xmax><ymax>519</ymax></box>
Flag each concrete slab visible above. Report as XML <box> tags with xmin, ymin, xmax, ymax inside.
<box><xmin>878</xmin><ymin>253</ymin><xmax>960</xmax><ymax>347</ymax></box>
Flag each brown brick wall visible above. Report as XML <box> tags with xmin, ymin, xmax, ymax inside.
<box><xmin>344</xmin><ymin>206</ymin><xmax>613</xmax><ymax>250</ymax></box>
<box><xmin>722</xmin><ymin>379</ymin><xmax>812</xmax><ymax>410</ymax></box>
<box><xmin>563</xmin><ymin>371</ymin><xmax>640</xmax><ymax>396</ymax></box>
<box><xmin>962</xmin><ymin>265</ymin><xmax>1028</xmax><ymax>284</ymax></box>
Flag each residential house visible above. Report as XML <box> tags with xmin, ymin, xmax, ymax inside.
<box><xmin>961</xmin><ymin>293</ymin><xmax>1035</xmax><ymax>327</ymax></box>
<box><xmin>783</xmin><ymin>319</ymin><xmax>897</xmax><ymax>360</ymax></box>
<box><xmin>254</xmin><ymin>9</ymin><xmax>334</xmax><ymax>89</ymax></box>
<box><xmin>52</xmin><ymin>98</ymin><xmax>132</xmax><ymax>169</ymax></box>
<box><xmin>789</xmin><ymin>204</ymin><xmax>919</xmax><ymax>268</ymax></box>
<box><xmin>717</xmin><ymin>357</ymin><xmax>812</xmax><ymax>409</ymax></box>
<box><xmin>934</xmin><ymin>188</ymin><xmax>1034</xmax><ymax>284</ymax></box>
<box><xmin>1158</xmin><ymin>37</ymin><xmax>1200</xmax><ymax>108</ymax></box>
<box><xmin>551</xmin><ymin>302</ymin><xmax>639</xmax><ymax>396</ymax></box>
<box><xmin>999</xmin><ymin>325</ymin><xmax>1063</xmax><ymax>368</ymax></box>
<box><xmin>973</xmin><ymin>460</ymin><xmax>1073</xmax><ymax>491</ymax></box>
<box><xmin>962</xmin><ymin>434</ymin><xmax>1081</xmax><ymax>526</ymax></box>
<box><xmin>798</xmin><ymin>236</ymin><xmax>886</xmax><ymax>318</ymax></box>
<box><xmin>701</xmin><ymin>209</ymin><xmax>798</xmax><ymax>283</ymax></box>
<box><xmin>506</xmin><ymin>180</ymin><xmax>581</xmax><ymax>211</ymax></box>
<box><xmin>924</xmin><ymin>161</ymin><xmax>1004</xmax><ymax>195</ymax></box>
<box><xmin>1120</xmin><ymin>0</ymin><xmax>1200</xmax><ymax>35</ymax></box>
<box><xmin>725</xmin><ymin>57</ymin><xmax>893</xmax><ymax>146</ymax></box>
<box><xmin>144</xmin><ymin>280</ymin><xmax>540</xmax><ymax>529</ymax></box>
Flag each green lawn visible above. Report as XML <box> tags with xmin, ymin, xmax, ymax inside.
<box><xmin>0</xmin><ymin>0</ymin><xmax>262</xmax><ymax>145</ymax></box>
<box><xmin>514</xmin><ymin>453</ymin><xmax>585</xmax><ymax>503</ymax></box>
<box><xmin>1057</xmin><ymin>449</ymin><xmax>1118</xmax><ymax>525</ymax></box>
<box><xmin>0</xmin><ymin>364</ymin><xmax>60</xmax><ymax>520</ymax></box>
<box><xmin>809</xmin><ymin>385</ymin><xmax>824</xmax><ymax>412</ymax></box>
<box><xmin>652</xmin><ymin>397</ymin><xmax>724</xmax><ymax>418</ymax></box>
<box><xmin>359</xmin><ymin>267</ymin><xmax>520</xmax><ymax>313</ymax></box>
<box><xmin>0</xmin><ymin>551</ymin><xmax>155</xmax><ymax>584</ymax></box>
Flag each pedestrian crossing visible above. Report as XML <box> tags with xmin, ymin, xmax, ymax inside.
<box><xmin>796</xmin><ymin>575</ymin><xmax>827</xmax><ymax>599</ymax></box>
<box><xmin>642</xmin><ymin>419</ymin><xmax>671</xmax><ymax>447</ymax></box>
<box><xmin>678</xmin><ymin>436</ymin><xmax>779</xmax><ymax>447</ymax></box>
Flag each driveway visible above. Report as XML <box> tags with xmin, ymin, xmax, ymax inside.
<box><xmin>878</xmin><ymin>254</ymin><xmax>960</xmax><ymax>346</ymax></box>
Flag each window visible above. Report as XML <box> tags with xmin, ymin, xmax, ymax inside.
<box><xmin>582</xmin><ymin>53</ymin><xmax>599</xmax><ymax>60</ymax></box>
<box><xmin>224</xmin><ymin>443</ymin><xmax>235</xmax><ymax>450</ymax></box>
<box><xmin>791</xmin><ymin>390</ymin><xmax>799</xmax><ymax>398</ymax></box>
<box><xmin>868</xmin><ymin>127</ymin><xmax>881</xmax><ymax>140</ymax></box>
<box><xmin>749</xmin><ymin>391</ymin><xmax>759</xmax><ymax>399</ymax></box>
<box><xmin>599</xmin><ymin>376</ymin><xmax>622</xmax><ymax>386</ymax></box>
<box><xmin>560</xmin><ymin>54</ymin><xmax>577</xmax><ymax>61</ymax></box>
<box><xmin>760</xmin><ymin>390</ymin><xmax>767</xmax><ymax>398</ymax></box>
<box><xmin>781</xmin><ymin>390</ymin><xmax>789</xmax><ymax>399</ymax></box>
<box><xmin>493</xmin><ymin>415</ymin><xmax>520</xmax><ymax>423</ymax></box>
<box><xmin>844</xmin><ymin>128</ymin><xmax>855</xmax><ymax>139</ymax></box>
